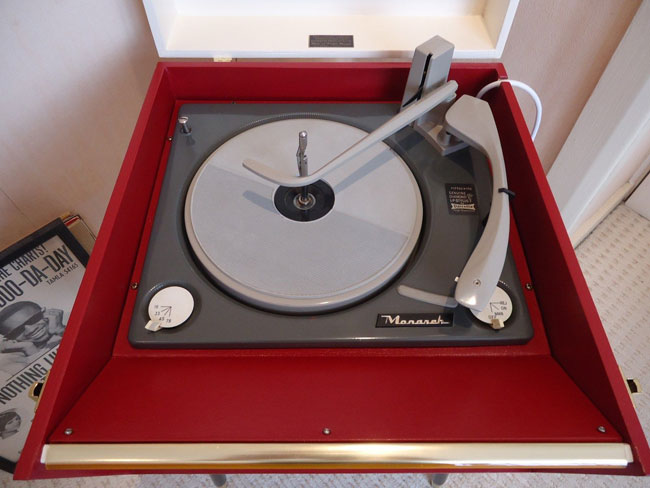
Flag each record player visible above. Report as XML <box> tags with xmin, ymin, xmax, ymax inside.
<box><xmin>15</xmin><ymin>1</ymin><xmax>650</xmax><ymax>480</ymax></box>
<box><xmin>127</xmin><ymin>37</ymin><xmax>534</xmax><ymax>348</ymax></box>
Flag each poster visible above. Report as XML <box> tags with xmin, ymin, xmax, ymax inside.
<box><xmin>0</xmin><ymin>220</ymin><xmax>89</xmax><ymax>472</ymax></box>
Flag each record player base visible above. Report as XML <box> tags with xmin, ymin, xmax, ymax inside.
<box><xmin>15</xmin><ymin>62</ymin><xmax>650</xmax><ymax>479</ymax></box>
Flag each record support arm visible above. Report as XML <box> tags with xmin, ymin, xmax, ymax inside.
<box><xmin>242</xmin><ymin>80</ymin><xmax>458</xmax><ymax>187</ymax></box>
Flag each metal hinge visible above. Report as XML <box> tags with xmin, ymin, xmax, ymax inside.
<box><xmin>620</xmin><ymin>367</ymin><xmax>641</xmax><ymax>408</ymax></box>
<box><xmin>28</xmin><ymin>371</ymin><xmax>50</xmax><ymax>412</ymax></box>
<box><xmin>626</xmin><ymin>378</ymin><xmax>641</xmax><ymax>395</ymax></box>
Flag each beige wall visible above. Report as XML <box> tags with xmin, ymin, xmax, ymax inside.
<box><xmin>0</xmin><ymin>0</ymin><xmax>641</xmax><ymax>249</ymax></box>
<box><xmin>501</xmin><ymin>0</ymin><xmax>640</xmax><ymax>171</ymax></box>
<box><xmin>0</xmin><ymin>1</ymin><xmax>159</xmax><ymax>249</ymax></box>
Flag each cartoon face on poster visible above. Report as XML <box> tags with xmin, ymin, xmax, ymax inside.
<box><xmin>0</xmin><ymin>228</ymin><xmax>88</xmax><ymax>468</ymax></box>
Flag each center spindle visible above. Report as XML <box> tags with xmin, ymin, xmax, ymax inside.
<box><xmin>295</xmin><ymin>131</ymin><xmax>314</xmax><ymax>209</ymax></box>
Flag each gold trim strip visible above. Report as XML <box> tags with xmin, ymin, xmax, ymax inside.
<box><xmin>43</xmin><ymin>442</ymin><xmax>633</xmax><ymax>471</ymax></box>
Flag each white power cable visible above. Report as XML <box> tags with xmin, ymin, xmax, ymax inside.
<box><xmin>477</xmin><ymin>80</ymin><xmax>542</xmax><ymax>141</ymax></box>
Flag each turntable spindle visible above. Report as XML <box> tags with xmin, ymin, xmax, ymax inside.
<box><xmin>295</xmin><ymin>131</ymin><xmax>314</xmax><ymax>209</ymax></box>
<box><xmin>297</xmin><ymin>130</ymin><xmax>308</xmax><ymax>177</ymax></box>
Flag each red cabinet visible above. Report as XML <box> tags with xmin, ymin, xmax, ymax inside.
<box><xmin>15</xmin><ymin>62</ymin><xmax>650</xmax><ymax>479</ymax></box>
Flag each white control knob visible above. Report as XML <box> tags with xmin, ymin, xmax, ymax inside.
<box><xmin>470</xmin><ymin>285</ymin><xmax>513</xmax><ymax>330</ymax></box>
<box><xmin>145</xmin><ymin>286</ymin><xmax>194</xmax><ymax>332</ymax></box>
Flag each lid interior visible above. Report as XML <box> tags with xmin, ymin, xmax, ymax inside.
<box><xmin>143</xmin><ymin>0</ymin><xmax>519</xmax><ymax>59</ymax></box>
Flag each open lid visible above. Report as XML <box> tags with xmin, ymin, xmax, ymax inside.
<box><xmin>143</xmin><ymin>0</ymin><xmax>519</xmax><ymax>59</ymax></box>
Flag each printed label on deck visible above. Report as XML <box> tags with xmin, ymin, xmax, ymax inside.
<box><xmin>446</xmin><ymin>183</ymin><xmax>478</xmax><ymax>215</ymax></box>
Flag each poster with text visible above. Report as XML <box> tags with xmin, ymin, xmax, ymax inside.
<box><xmin>0</xmin><ymin>220</ymin><xmax>89</xmax><ymax>472</ymax></box>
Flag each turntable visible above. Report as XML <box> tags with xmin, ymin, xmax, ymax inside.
<box><xmin>128</xmin><ymin>37</ymin><xmax>533</xmax><ymax>348</ymax></box>
<box><xmin>16</xmin><ymin>12</ymin><xmax>650</xmax><ymax>480</ymax></box>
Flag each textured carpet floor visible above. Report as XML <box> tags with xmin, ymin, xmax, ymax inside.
<box><xmin>3</xmin><ymin>205</ymin><xmax>649</xmax><ymax>487</ymax></box>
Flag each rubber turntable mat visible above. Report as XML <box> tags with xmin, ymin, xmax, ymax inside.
<box><xmin>185</xmin><ymin>118</ymin><xmax>422</xmax><ymax>312</ymax></box>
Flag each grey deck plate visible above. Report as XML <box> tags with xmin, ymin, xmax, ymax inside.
<box><xmin>128</xmin><ymin>103</ymin><xmax>533</xmax><ymax>348</ymax></box>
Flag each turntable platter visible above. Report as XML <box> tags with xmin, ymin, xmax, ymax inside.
<box><xmin>185</xmin><ymin>118</ymin><xmax>423</xmax><ymax>313</ymax></box>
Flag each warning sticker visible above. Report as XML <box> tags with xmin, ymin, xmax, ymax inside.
<box><xmin>446</xmin><ymin>183</ymin><xmax>478</xmax><ymax>215</ymax></box>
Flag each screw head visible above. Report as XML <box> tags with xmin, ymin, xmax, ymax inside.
<box><xmin>473</xmin><ymin>279</ymin><xmax>481</xmax><ymax>286</ymax></box>
<box><xmin>130</xmin><ymin>282</ymin><xmax>139</xmax><ymax>290</ymax></box>
<box><xmin>525</xmin><ymin>283</ymin><xmax>533</xmax><ymax>290</ymax></box>
<box><xmin>597</xmin><ymin>426</ymin><xmax>606</xmax><ymax>433</ymax></box>
<box><xmin>322</xmin><ymin>428</ymin><xmax>331</xmax><ymax>435</ymax></box>
<box><xmin>64</xmin><ymin>428</ymin><xmax>73</xmax><ymax>436</ymax></box>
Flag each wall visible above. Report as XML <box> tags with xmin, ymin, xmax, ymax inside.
<box><xmin>547</xmin><ymin>0</ymin><xmax>650</xmax><ymax>241</ymax></box>
<box><xmin>0</xmin><ymin>0</ymin><xmax>159</xmax><ymax>249</ymax></box>
<box><xmin>0</xmin><ymin>0</ymin><xmax>641</xmax><ymax>249</ymax></box>
<box><xmin>627</xmin><ymin>171</ymin><xmax>650</xmax><ymax>220</ymax></box>
<box><xmin>501</xmin><ymin>0</ymin><xmax>640</xmax><ymax>171</ymax></box>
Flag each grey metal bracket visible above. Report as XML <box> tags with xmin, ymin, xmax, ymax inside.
<box><xmin>400</xmin><ymin>36</ymin><xmax>454</xmax><ymax>113</ymax></box>
<box><xmin>400</xmin><ymin>36</ymin><xmax>469</xmax><ymax>155</ymax></box>
<box><xmin>419</xmin><ymin>124</ymin><xmax>468</xmax><ymax>156</ymax></box>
